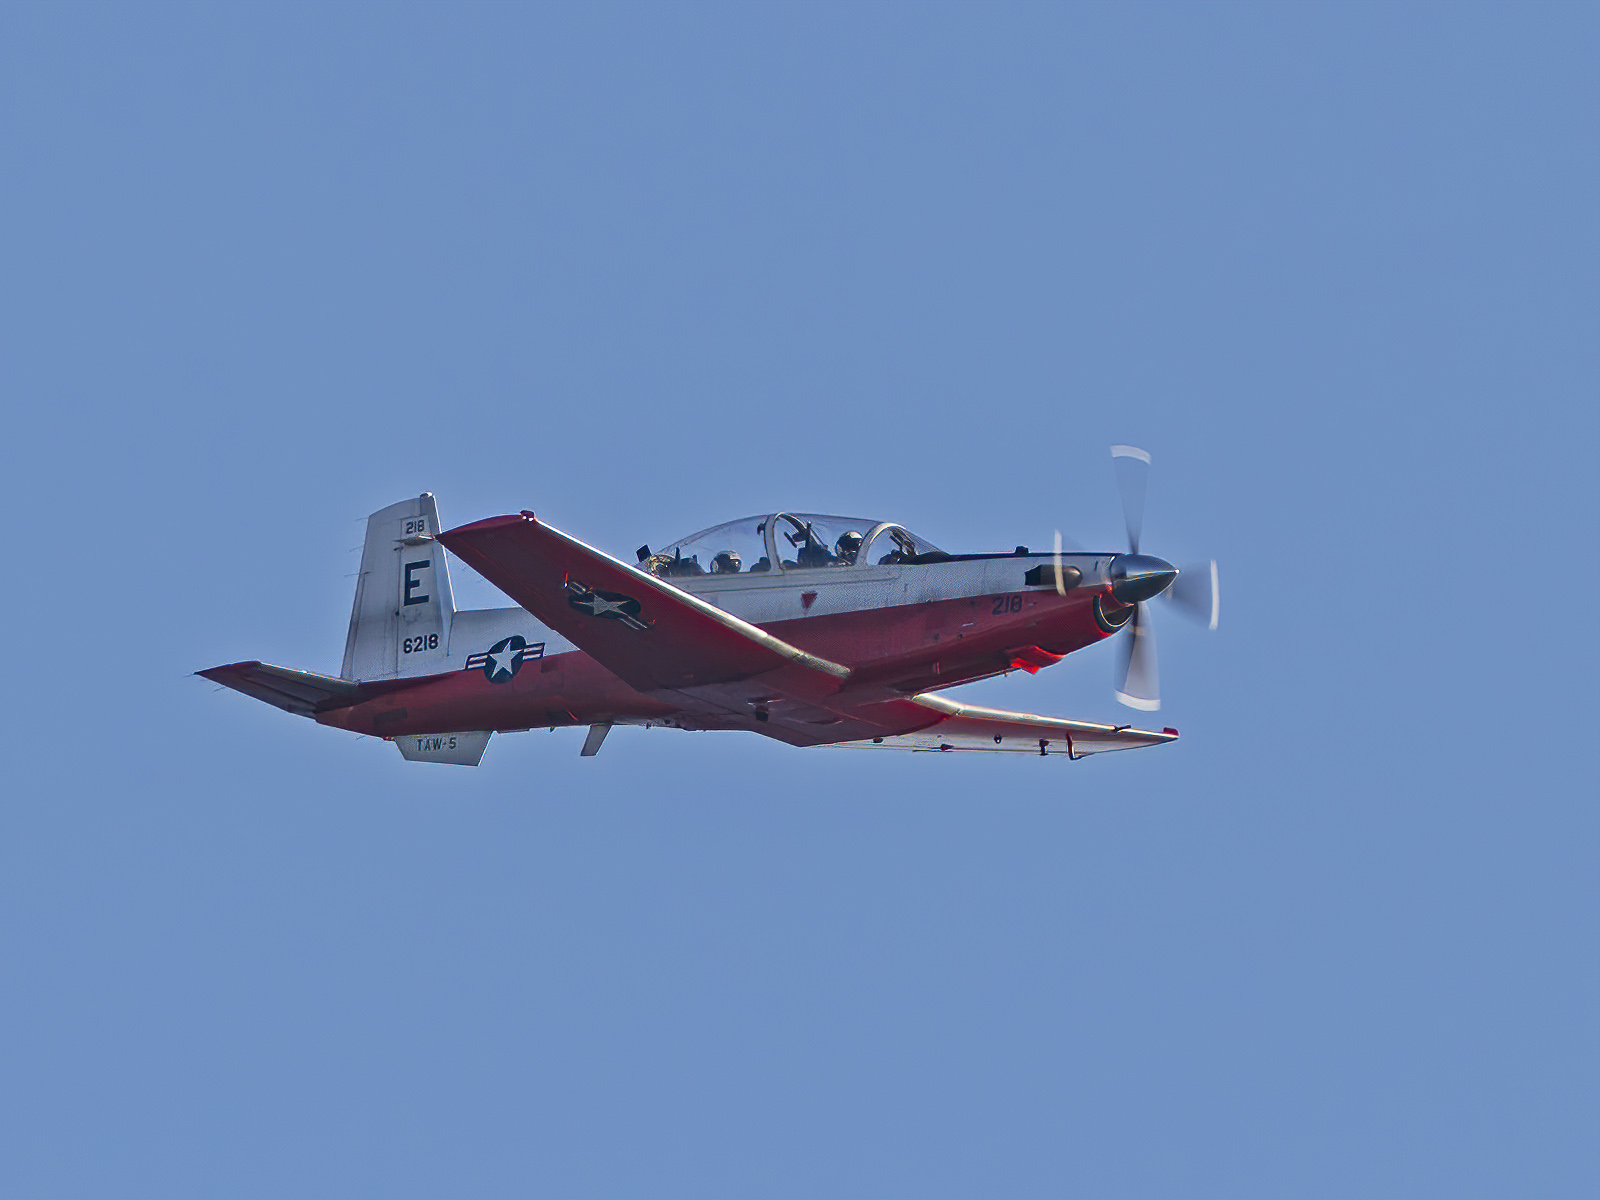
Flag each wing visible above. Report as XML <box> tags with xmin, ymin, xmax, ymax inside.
<box><xmin>825</xmin><ymin>694</ymin><xmax>1179</xmax><ymax>756</ymax></box>
<box><xmin>439</xmin><ymin>513</ymin><xmax>848</xmax><ymax>694</ymax></box>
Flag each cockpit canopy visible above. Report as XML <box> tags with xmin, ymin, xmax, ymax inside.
<box><xmin>643</xmin><ymin>513</ymin><xmax>945</xmax><ymax>578</ymax></box>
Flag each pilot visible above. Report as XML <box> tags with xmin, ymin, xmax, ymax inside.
<box><xmin>711</xmin><ymin>551</ymin><xmax>741</xmax><ymax>574</ymax></box>
<box><xmin>834</xmin><ymin>531</ymin><xmax>864</xmax><ymax>565</ymax></box>
<box><xmin>796</xmin><ymin>539</ymin><xmax>833</xmax><ymax>568</ymax></box>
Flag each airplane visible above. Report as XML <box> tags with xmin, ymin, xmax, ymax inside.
<box><xmin>199</xmin><ymin>447</ymin><xmax>1218</xmax><ymax>766</ymax></box>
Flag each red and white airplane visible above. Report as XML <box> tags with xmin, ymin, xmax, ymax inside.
<box><xmin>201</xmin><ymin>447</ymin><xmax>1217</xmax><ymax>765</ymax></box>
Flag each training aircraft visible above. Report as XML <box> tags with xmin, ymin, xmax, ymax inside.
<box><xmin>200</xmin><ymin>447</ymin><xmax>1218</xmax><ymax>765</ymax></box>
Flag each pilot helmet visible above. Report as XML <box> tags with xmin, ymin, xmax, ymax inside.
<box><xmin>711</xmin><ymin>550</ymin><xmax>741</xmax><ymax>574</ymax></box>
<box><xmin>835</xmin><ymin>531</ymin><xmax>864</xmax><ymax>560</ymax></box>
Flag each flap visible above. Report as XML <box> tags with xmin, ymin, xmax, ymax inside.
<box><xmin>827</xmin><ymin>694</ymin><xmax>1179</xmax><ymax>756</ymax></box>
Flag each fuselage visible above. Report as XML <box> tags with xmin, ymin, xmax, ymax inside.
<box><xmin>317</xmin><ymin>550</ymin><xmax>1133</xmax><ymax>739</ymax></box>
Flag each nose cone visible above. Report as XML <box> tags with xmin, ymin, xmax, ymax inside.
<box><xmin>1111</xmin><ymin>554</ymin><xmax>1178</xmax><ymax>604</ymax></box>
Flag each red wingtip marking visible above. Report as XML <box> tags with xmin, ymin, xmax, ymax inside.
<box><xmin>1163</xmin><ymin>727</ymin><xmax>1179</xmax><ymax>736</ymax></box>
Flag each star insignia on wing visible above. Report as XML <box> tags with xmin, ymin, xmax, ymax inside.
<box><xmin>565</xmin><ymin>581</ymin><xmax>649</xmax><ymax>630</ymax></box>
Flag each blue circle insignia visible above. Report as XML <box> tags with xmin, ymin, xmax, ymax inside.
<box><xmin>468</xmin><ymin>635</ymin><xmax>530</xmax><ymax>683</ymax></box>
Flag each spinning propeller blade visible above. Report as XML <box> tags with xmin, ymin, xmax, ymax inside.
<box><xmin>1105</xmin><ymin>446</ymin><xmax>1218</xmax><ymax>711</ymax></box>
<box><xmin>1115</xmin><ymin>603</ymin><xmax>1160</xmax><ymax>711</ymax></box>
<box><xmin>1166</xmin><ymin>558</ymin><xmax>1220</xmax><ymax>631</ymax></box>
<box><xmin>1110</xmin><ymin>444</ymin><xmax>1150</xmax><ymax>555</ymax></box>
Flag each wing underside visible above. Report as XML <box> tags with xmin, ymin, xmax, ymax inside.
<box><xmin>826</xmin><ymin>696</ymin><xmax>1178</xmax><ymax>755</ymax></box>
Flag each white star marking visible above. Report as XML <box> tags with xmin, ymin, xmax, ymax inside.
<box><xmin>487</xmin><ymin>644</ymin><xmax>519</xmax><ymax>678</ymax></box>
<box><xmin>584</xmin><ymin>594</ymin><xmax>631</xmax><ymax>617</ymax></box>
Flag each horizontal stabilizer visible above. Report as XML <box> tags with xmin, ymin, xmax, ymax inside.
<box><xmin>197</xmin><ymin>661</ymin><xmax>413</xmax><ymax>718</ymax></box>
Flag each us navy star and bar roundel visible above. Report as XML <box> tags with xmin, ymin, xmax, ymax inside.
<box><xmin>465</xmin><ymin>635</ymin><xmax>546</xmax><ymax>683</ymax></box>
<box><xmin>565</xmin><ymin>579</ymin><xmax>649</xmax><ymax>630</ymax></box>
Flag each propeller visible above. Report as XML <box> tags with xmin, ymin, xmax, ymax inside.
<box><xmin>1111</xmin><ymin>444</ymin><xmax>1149</xmax><ymax>555</ymax></box>
<box><xmin>1104</xmin><ymin>446</ymin><xmax>1221</xmax><ymax>711</ymax></box>
<box><xmin>1050</xmin><ymin>529</ymin><xmax>1089</xmax><ymax>595</ymax></box>
<box><xmin>1117</xmin><ymin>602</ymin><xmax>1161</xmax><ymax>710</ymax></box>
<box><xmin>1167</xmin><ymin>557</ymin><xmax>1220</xmax><ymax>631</ymax></box>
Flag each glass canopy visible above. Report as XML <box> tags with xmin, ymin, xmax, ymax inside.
<box><xmin>643</xmin><ymin>513</ymin><xmax>945</xmax><ymax>578</ymax></box>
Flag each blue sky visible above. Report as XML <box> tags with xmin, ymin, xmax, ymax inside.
<box><xmin>3</xmin><ymin>2</ymin><xmax>1596</xmax><ymax>1196</ymax></box>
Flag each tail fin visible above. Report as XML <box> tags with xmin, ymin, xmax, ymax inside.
<box><xmin>342</xmin><ymin>494</ymin><xmax>456</xmax><ymax>681</ymax></box>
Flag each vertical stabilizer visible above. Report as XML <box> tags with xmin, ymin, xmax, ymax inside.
<box><xmin>342</xmin><ymin>494</ymin><xmax>456</xmax><ymax>681</ymax></box>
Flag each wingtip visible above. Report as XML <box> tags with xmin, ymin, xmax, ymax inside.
<box><xmin>438</xmin><ymin>513</ymin><xmax>531</xmax><ymax>543</ymax></box>
<box><xmin>196</xmin><ymin>660</ymin><xmax>263</xmax><ymax>679</ymax></box>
